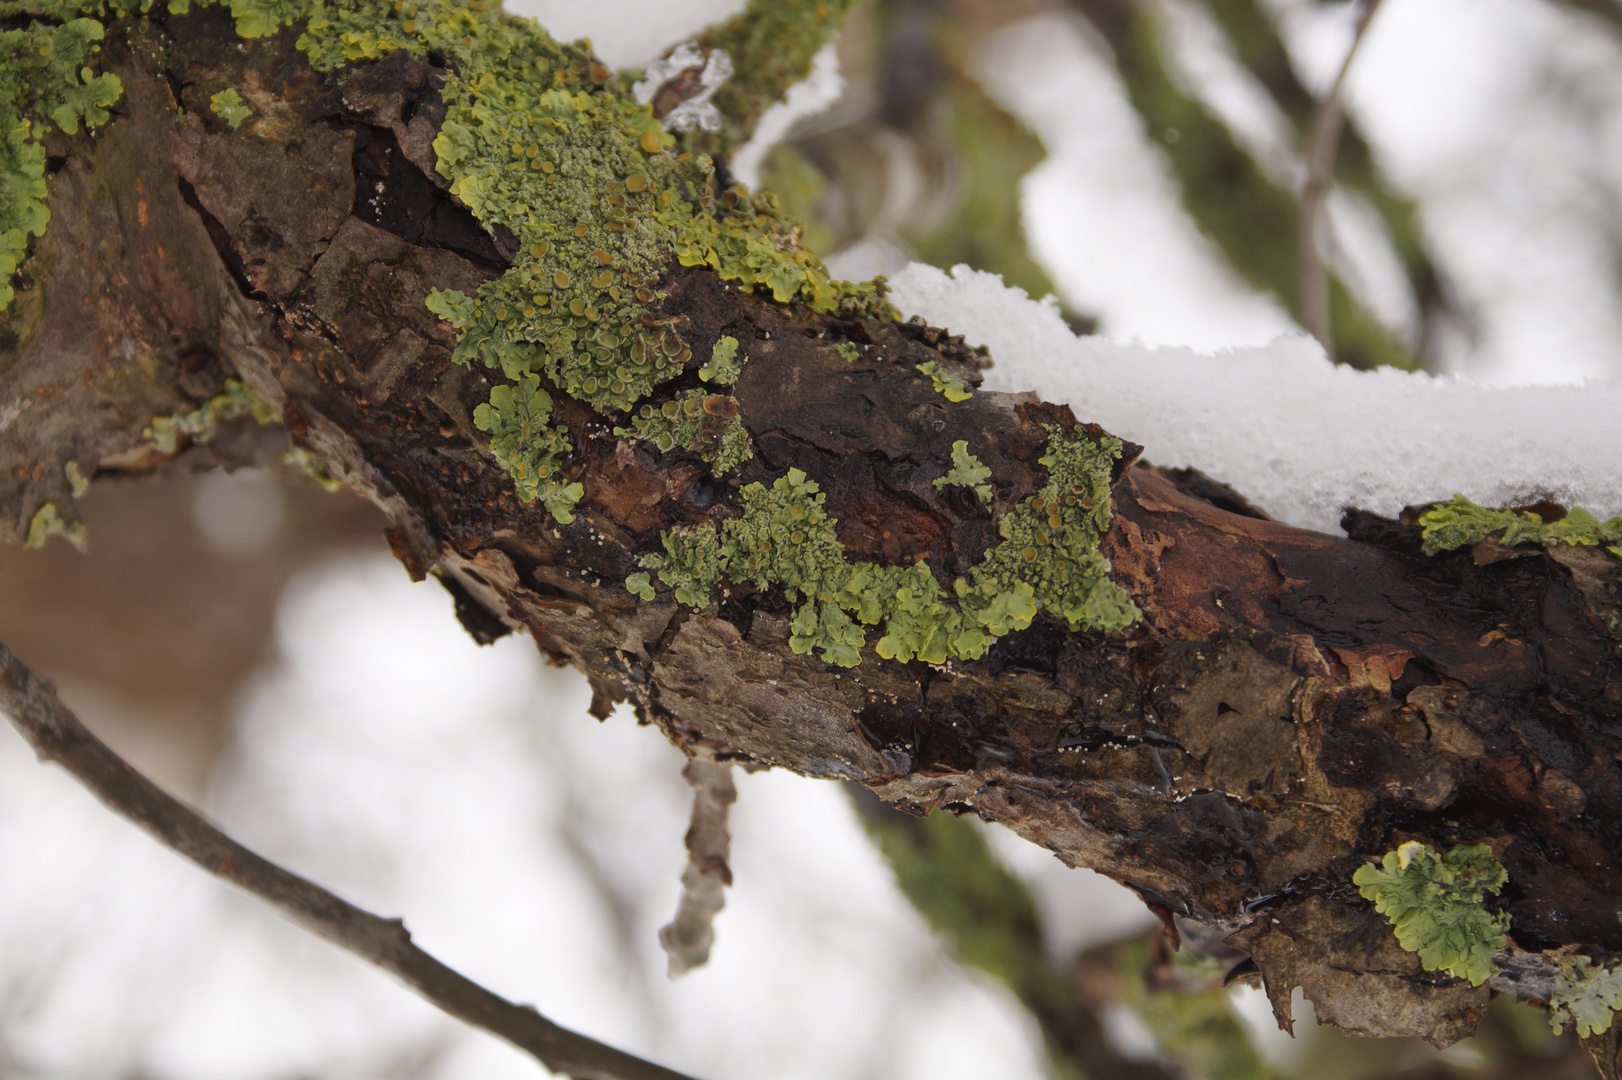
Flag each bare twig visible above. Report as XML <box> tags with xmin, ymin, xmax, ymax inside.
<box><xmin>1299</xmin><ymin>0</ymin><xmax>1385</xmax><ymax>357</ymax></box>
<box><xmin>658</xmin><ymin>755</ymin><xmax>736</xmax><ymax>977</ymax></box>
<box><xmin>0</xmin><ymin>640</ymin><xmax>700</xmax><ymax>1080</ymax></box>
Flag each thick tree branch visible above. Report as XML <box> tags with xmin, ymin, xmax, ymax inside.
<box><xmin>0</xmin><ymin>640</ymin><xmax>700</xmax><ymax>1080</ymax></box>
<box><xmin>3</xmin><ymin>5</ymin><xmax>1621</xmax><ymax>1059</ymax></box>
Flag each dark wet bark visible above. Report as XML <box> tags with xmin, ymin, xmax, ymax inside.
<box><xmin>4</xmin><ymin>10</ymin><xmax>1621</xmax><ymax>1060</ymax></box>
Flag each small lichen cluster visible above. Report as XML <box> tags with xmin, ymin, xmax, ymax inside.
<box><xmin>612</xmin><ymin>388</ymin><xmax>750</xmax><ymax>474</ymax></box>
<box><xmin>471</xmin><ymin>373</ymin><xmax>581</xmax><ymax>520</ymax></box>
<box><xmin>974</xmin><ymin>427</ymin><xmax>1140</xmax><ymax>633</ymax></box>
<box><xmin>612</xmin><ymin>334</ymin><xmax>750</xmax><ymax>473</ymax></box>
<box><xmin>629</xmin><ymin>425</ymin><xmax>1138</xmax><ymax>668</ymax></box>
<box><xmin>209</xmin><ymin>85</ymin><xmax>251</xmax><ymax>129</ymax></box>
<box><xmin>144</xmin><ymin>377</ymin><xmax>277</xmax><ymax>453</ymax></box>
<box><xmin>933</xmin><ymin>439</ymin><xmax>991</xmax><ymax>503</ymax></box>
<box><xmin>915</xmin><ymin>359</ymin><xmax>972</xmax><ymax>402</ymax></box>
<box><xmin>1419</xmin><ymin>495</ymin><xmax>1622</xmax><ymax>558</ymax></box>
<box><xmin>1352</xmin><ymin>840</ymin><xmax>1509</xmax><ymax>987</ymax></box>
<box><xmin>24</xmin><ymin>501</ymin><xmax>84</xmax><ymax>549</ymax></box>
<box><xmin>281</xmin><ymin>445</ymin><xmax>343</xmax><ymax>491</ymax></box>
<box><xmin>696</xmin><ymin>334</ymin><xmax>741</xmax><ymax>385</ymax></box>
<box><xmin>398</xmin><ymin>0</ymin><xmax>894</xmax><ymax>514</ymax></box>
<box><xmin>1549</xmin><ymin>954</ymin><xmax>1622</xmax><ymax>1037</ymax></box>
<box><xmin>0</xmin><ymin>12</ymin><xmax>123</xmax><ymax>309</ymax></box>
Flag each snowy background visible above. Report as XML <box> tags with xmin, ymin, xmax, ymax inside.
<box><xmin>2</xmin><ymin>0</ymin><xmax>1619</xmax><ymax>1077</ymax></box>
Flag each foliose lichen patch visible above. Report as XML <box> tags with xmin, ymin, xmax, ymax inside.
<box><xmin>629</xmin><ymin>425</ymin><xmax>1140</xmax><ymax>668</ymax></box>
<box><xmin>1420</xmin><ymin>494</ymin><xmax>1622</xmax><ymax>558</ymax></box>
<box><xmin>1549</xmin><ymin>954</ymin><xmax>1622</xmax><ymax>1037</ymax></box>
<box><xmin>933</xmin><ymin>439</ymin><xmax>991</xmax><ymax>503</ymax></box>
<box><xmin>1</xmin><ymin>0</ymin><xmax>891</xmax><ymax>521</ymax></box>
<box><xmin>1353</xmin><ymin>840</ymin><xmax>1509</xmax><ymax>987</ymax></box>
<box><xmin>144</xmin><ymin>377</ymin><xmax>277</xmax><ymax>453</ymax></box>
<box><xmin>1</xmin><ymin>11</ymin><xmax>124</xmax><ymax>310</ymax></box>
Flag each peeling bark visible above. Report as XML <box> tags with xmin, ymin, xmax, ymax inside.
<box><xmin>659</xmin><ymin>755</ymin><xmax>736</xmax><ymax>977</ymax></box>
<box><xmin>4</xmin><ymin>11</ymin><xmax>1621</xmax><ymax>1056</ymax></box>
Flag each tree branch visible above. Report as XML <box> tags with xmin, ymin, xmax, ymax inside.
<box><xmin>0</xmin><ymin>640</ymin><xmax>701</xmax><ymax>1080</ymax></box>
<box><xmin>3</xmin><ymin>5</ymin><xmax>1621</xmax><ymax>1056</ymax></box>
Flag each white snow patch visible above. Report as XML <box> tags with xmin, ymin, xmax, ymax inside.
<box><xmin>889</xmin><ymin>263</ymin><xmax>1622</xmax><ymax>535</ymax></box>
<box><xmin>633</xmin><ymin>42</ymin><xmax>733</xmax><ymax>134</ymax></box>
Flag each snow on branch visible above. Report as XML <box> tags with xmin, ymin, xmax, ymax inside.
<box><xmin>890</xmin><ymin>263</ymin><xmax>1622</xmax><ymax>535</ymax></box>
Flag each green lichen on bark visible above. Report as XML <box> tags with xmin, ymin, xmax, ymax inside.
<box><xmin>611</xmin><ymin>387</ymin><xmax>750</xmax><ymax>475</ymax></box>
<box><xmin>932</xmin><ymin>439</ymin><xmax>991</xmax><ymax>503</ymax></box>
<box><xmin>471</xmin><ymin>373</ymin><xmax>581</xmax><ymax>520</ymax></box>
<box><xmin>915</xmin><ymin>359</ymin><xmax>971</xmax><ymax>402</ymax></box>
<box><xmin>1419</xmin><ymin>494</ymin><xmax>1622</xmax><ymax>558</ymax></box>
<box><xmin>208</xmin><ymin>85</ymin><xmax>250</xmax><ymax>128</ymax></box>
<box><xmin>697</xmin><ymin>334</ymin><xmax>741</xmax><ymax>385</ymax></box>
<box><xmin>1352</xmin><ymin>840</ymin><xmax>1509</xmax><ymax>987</ymax></box>
<box><xmin>144</xmin><ymin>377</ymin><xmax>277</xmax><ymax>453</ymax></box>
<box><xmin>973</xmin><ymin>426</ymin><xmax>1139</xmax><ymax>633</ymax></box>
<box><xmin>631</xmin><ymin>425</ymin><xmax>1137</xmax><ymax>668</ymax></box>
<box><xmin>0</xmin><ymin>13</ymin><xmax>124</xmax><ymax>310</ymax></box>
<box><xmin>1549</xmin><ymin>954</ymin><xmax>1622</xmax><ymax>1038</ymax></box>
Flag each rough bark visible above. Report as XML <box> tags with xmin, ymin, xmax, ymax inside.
<box><xmin>4</xmin><ymin>9</ymin><xmax>1621</xmax><ymax>1058</ymax></box>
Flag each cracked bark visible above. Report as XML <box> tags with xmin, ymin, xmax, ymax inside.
<box><xmin>4</xmin><ymin>9</ymin><xmax>1621</xmax><ymax>1062</ymax></box>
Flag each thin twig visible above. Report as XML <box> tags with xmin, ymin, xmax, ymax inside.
<box><xmin>0</xmin><ymin>640</ymin><xmax>700</xmax><ymax>1080</ymax></box>
<box><xmin>658</xmin><ymin>755</ymin><xmax>735</xmax><ymax>977</ymax></box>
<box><xmin>1299</xmin><ymin>0</ymin><xmax>1385</xmax><ymax>358</ymax></box>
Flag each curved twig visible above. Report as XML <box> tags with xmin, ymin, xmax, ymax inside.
<box><xmin>0</xmin><ymin>640</ymin><xmax>700</xmax><ymax>1080</ymax></box>
<box><xmin>1299</xmin><ymin>0</ymin><xmax>1386</xmax><ymax>357</ymax></box>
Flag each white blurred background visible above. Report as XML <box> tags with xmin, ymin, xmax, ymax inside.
<box><xmin>3</xmin><ymin>0</ymin><xmax>1620</xmax><ymax>1076</ymax></box>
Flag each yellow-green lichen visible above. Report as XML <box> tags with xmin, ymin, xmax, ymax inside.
<box><xmin>611</xmin><ymin>387</ymin><xmax>750</xmax><ymax>475</ymax></box>
<box><xmin>145</xmin><ymin>377</ymin><xmax>277</xmax><ymax>453</ymax></box>
<box><xmin>632</xmin><ymin>425</ymin><xmax>1137</xmax><ymax>668</ymax></box>
<box><xmin>281</xmin><ymin>445</ymin><xmax>343</xmax><ymax>491</ymax></box>
<box><xmin>209</xmin><ymin>86</ymin><xmax>251</xmax><ymax>128</ymax></box>
<box><xmin>0</xmin><ymin>14</ymin><xmax>123</xmax><ymax>310</ymax></box>
<box><xmin>916</xmin><ymin>359</ymin><xmax>971</xmax><ymax>402</ymax></box>
<box><xmin>1549</xmin><ymin>954</ymin><xmax>1622</xmax><ymax>1038</ymax></box>
<box><xmin>63</xmin><ymin>459</ymin><xmax>88</xmax><ymax>497</ymax></box>
<box><xmin>2</xmin><ymin>0</ymin><xmax>893</xmax><ymax>518</ymax></box>
<box><xmin>25</xmin><ymin>501</ymin><xmax>84</xmax><ymax>549</ymax></box>
<box><xmin>1353</xmin><ymin>840</ymin><xmax>1508</xmax><ymax>987</ymax></box>
<box><xmin>1419</xmin><ymin>495</ymin><xmax>1622</xmax><ymax>559</ymax></box>
<box><xmin>835</xmin><ymin>341</ymin><xmax>860</xmax><ymax>363</ymax></box>
<box><xmin>697</xmin><ymin>334</ymin><xmax>741</xmax><ymax>385</ymax></box>
<box><xmin>472</xmin><ymin>373</ymin><xmax>581</xmax><ymax>521</ymax></box>
<box><xmin>972</xmin><ymin>426</ymin><xmax>1139</xmax><ymax>633</ymax></box>
<box><xmin>933</xmin><ymin>439</ymin><xmax>991</xmax><ymax>503</ymax></box>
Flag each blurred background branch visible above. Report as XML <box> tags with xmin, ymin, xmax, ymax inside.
<box><xmin>0</xmin><ymin>641</ymin><xmax>700</xmax><ymax>1080</ymax></box>
<box><xmin>1299</xmin><ymin>0</ymin><xmax>1385</xmax><ymax>357</ymax></box>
